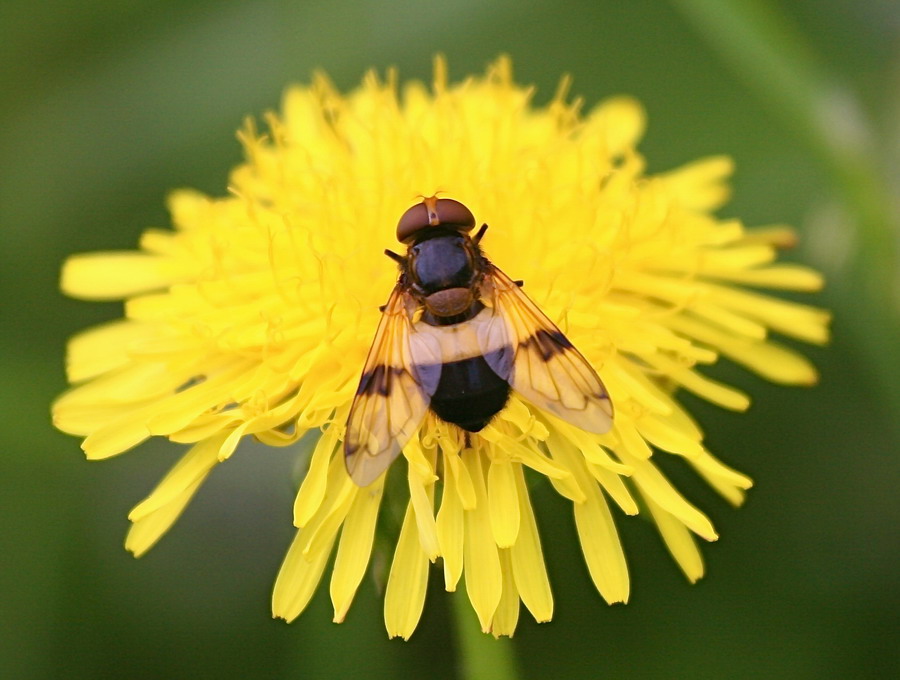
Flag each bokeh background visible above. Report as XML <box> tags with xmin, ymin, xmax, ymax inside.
<box><xmin>2</xmin><ymin>1</ymin><xmax>898</xmax><ymax>678</ymax></box>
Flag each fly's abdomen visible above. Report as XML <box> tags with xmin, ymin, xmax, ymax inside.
<box><xmin>428</xmin><ymin>353</ymin><xmax>511</xmax><ymax>432</ymax></box>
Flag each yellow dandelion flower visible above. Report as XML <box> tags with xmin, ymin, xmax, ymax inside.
<box><xmin>52</xmin><ymin>56</ymin><xmax>829</xmax><ymax>640</ymax></box>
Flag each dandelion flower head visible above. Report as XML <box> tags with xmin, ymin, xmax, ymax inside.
<box><xmin>53</xmin><ymin>57</ymin><xmax>829</xmax><ymax>639</ymax></box>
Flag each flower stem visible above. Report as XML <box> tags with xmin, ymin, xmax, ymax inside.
<box><xmin>451</xmin><ymin>594</ymin><xmax>520</xmax><ymax>680</ymax></box>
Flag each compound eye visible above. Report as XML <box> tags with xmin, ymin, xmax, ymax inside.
<box><xmin>396</xmin><ymin>197</ymin><xmax>476</xmax><ymax>243</ymax></box>
<box><xmin>431</xmin><ymin>198</ymin><xmax>476</xmax><ymax>231</ymax></box>
<box><xmin>396</xmin><ymin>202</ymin><xmax>430</xmax><ymax>244</ymax></box>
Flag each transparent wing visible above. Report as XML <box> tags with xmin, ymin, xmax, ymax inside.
<box><xmin>344</xmin><ymin>286</ymin><xmax>441</xmax><ymax>486</ymax></box>
<box><xmin>481</xmin><ymin>265</ymin><xmax>613</xmax><ymax>433</ymax></box>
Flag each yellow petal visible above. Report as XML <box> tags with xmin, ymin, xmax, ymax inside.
<box><xmin>625</xmin><ymin>456</ymin><xmax>718</xmax><ymax>542</ymax></box>
<box><xmin>550</xmin><ymin>430</ymin><xmax>629</xmax><ymax>603</ymax></box>
<box><xmin>661</xmin><ymin>155</ymin><xmax>735</xmax><ymax>211</ymax></box>
<box><xmin>128</xmin><ymin>433</ymin><xmax>227</xmax><ymax>522</ymax></box>
<box><xmin>539</xmin><ymin>431</ymin><xmax>591</xmax><ymax>503</ymax></box>
<box><xmin>604</xmin><ymin>360</ymin><xmax>673</xmax><ymax>416</ymax></box>
<box><xmin>645</xmin><ymin>353</ymin><xmax>751</xmax><ymax>412</ymax></box>
<box><xmin>52</xmin><ymin>362</ymin><xmax>184</xmax><ymax>435</ymax></box>
<box><xmin>407</xmin><ymin>441</ymin><xmax>440</xmax><ymax>560</ymax></box>
<box><xmin>486</xmin><ymin>426</ymin><xmax>583</xmax><ymax>501</ymax></box>
<box><xmin>487</xmin><ymin>458</ymin><xmax>520</xmax><ymax>548</ymax></box>
<box><xmin>403</xmin><ymin>435</ymin><xmax>438</xmax><ymax>483</ymax></box>
<box><xmin>299</xmin><ymin>475</ymin><xmax>355</xmax><ymax>559</ymax></box>
<box><xmin>481</xmin><ymin>426</ymin><xmax>572</xmax><ymax>481</ymax></box>
<box><xmin>703</xmin><ymin>264</ymin><xmax>824</xmax><ymax>291</ymax></box>
<box><xmin>436</xmin><ymin>455</ymin><xmax>464</xmax><ymax>591</ymax></box>
<box><xmin>61</xmin><ymin>252</ymin><xmax>187</xmax><ymax>300</ymax></box>
<box><xmin>292</xmin><ymin>427</ymin><xmax>340</xmax><ymax>528</ymax></box>
<box><xmin>446</xmin><ymin>453</ymin><xmax>476</xmax><ymax>510</ymax></box>
<box><xmin>384</xmin><ymin>502</ymin><xmax>430</xmax><ymax>640</ymax></box>
<box><xmin>271</xmin><ymin>528</ymin><xmax>334</xmax><ymax>622</ymax></box>
<box><xmin>670</xmin><ymin>314</ymin><xmax>821</xmax><ymax>384</ymax></box>
<box><xmin>79</xmin><ymin>360</ymin><xmax>253</xmax><ymax>459</ymax></box>
<box><xmin>65</xmin><ymin>320</ymin><xmax>153</xmax><ymax>383</ymax></box>
<box><xmin>703</xmin><ymin>283</ymin><xmax>830</xmax><ymax>344</ymax></box>
<box><xmin>635</xmin><ymin>412</ymin><xmax>705</xmax><ymax>458</ymax></box>
<box><xmin>558</xmin><ymin>425</ymin><xmax>632</xmax><ymax>474</ymax></box>
<box><xmin>168</xmin><ymin>412</ymin><xmax>242</xmax><ymax>444</ymax></box>
<box><xmin>739</xmin><ymin>224</ymin><xmax>798</xmax><ymax>248</ymax></box>
<box><xmin>652</xmin><ymin>398</ymin><xmax>704</xmax><ymax>441</ymax></box>
<box><xmin>497</xmin><ymin>396</ymin><xmax>548</xmax><ymax>438</ymax></box>
<box><xmin>643</xmin><ymin>492</ymin><xmax>705</xmax><ymax>583</ymax></box>
<box><xmin>689</xmin><ymin>449</ymin><xmax>753</xmax><ymax>506</ymax></box>
<box><xmin>462</xmin><ymin>448</ymin><xmax>502</xmax><ymax>632</ymax></box>
<box><xmin>614</xmin><ymin>419</ymin><xmax>653</xmax><ymax>460</ymax></box>
<box><xmin>699</xmin><ymin>244</ymin><xmax>776</xmax><ymax>271</ymax></box>
<box><xmin>143</xmin><ymin>362</ymin><xmax>260</xmax><ymax>436</ymax></box>
<box><xmin>586</xmin><ymin>461</ymin><xmax>638</xmax><ymax>516</ymax></box>
<box><xmin>589</xmin><ymin>96</ymin><xmax>646</xmax><ymax>156</ymax></box>
<box><xmin>330</xmin><ymin>480</ymin><xmax>385</xmax><ymax>623</ymax></box>
<box><xmin>509</xmin><ymin>465</ymin><xmax>553</xmax><ymax>623</ymax></box>
<box><xmin>125</xmin><ymin>475</ymin><xmax>205</xmax><ymax>557</ymax></box>
<box><xmin>573</xmin><ymin>480</ymin><xmax>630</xmax><ymax>604</ymax></box>
<box><xmin>690</xmin><ymin>302</ymin><xmax>768</xmax><ymax>340</ymax></box>
<box><xmin>490</xmin><ymin>550</ymin><xmax>520</xmax><ymax>638</ymax></box>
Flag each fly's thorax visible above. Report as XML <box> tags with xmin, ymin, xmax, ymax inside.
<box><xmin>407</xmin><ymin>230</ymin><xmax>477</xmax><ymax>295</ymax></box>
<box><xmin>406</xmin><ymin>228</ymin><xmax>487</xmax><ymax>322</ymax></box>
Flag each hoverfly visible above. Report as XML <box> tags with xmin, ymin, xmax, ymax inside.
<box><xmin>344</xmin><ymin>197</ymin><xmax>613</xmax><ymax>485</ymax></box>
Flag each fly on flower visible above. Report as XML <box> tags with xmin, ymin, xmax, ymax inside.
<box><xmin>345</xmin><ymin>196</ymin><xmax>614</xmax><ymax>485</ymax></box>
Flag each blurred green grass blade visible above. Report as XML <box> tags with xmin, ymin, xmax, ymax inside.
<box><xmin>670</xmin><ymin>0</ymin><xmax>900</xmax><ymax>426</ymax></box>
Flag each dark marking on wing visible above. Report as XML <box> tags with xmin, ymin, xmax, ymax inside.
<box><xmin>356</xmin><ymin>364</ymin><xmax>407</xmax><ymax>397</ymax></box>
<box><xmin>521</xmin><ymin>328</ymin><xmax>574</xmax><ymax>361</ymax></box>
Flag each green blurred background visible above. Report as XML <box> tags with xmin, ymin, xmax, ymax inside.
<box><xmin>2</xmin><ymin>1</ymin><xmax>897</xmax><ymax>678</ymax></box>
